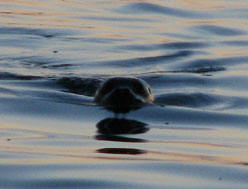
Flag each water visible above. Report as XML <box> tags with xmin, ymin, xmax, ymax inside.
<box><xmin>1</xmin><ymin>0</ymin><xmax>248</xmax><ymax>188</ymax></box>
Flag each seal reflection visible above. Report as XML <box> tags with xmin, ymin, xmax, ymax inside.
<box><xmin>96</xmin><ymin>148</ymin><xmax>146</xmax><ymax>155</ymax></box>
<box><xmin>96</xmin><ymin>118</ymin><xmax>149</xmax><ymax>135</ymax></box>
<box><xmin>95</xmin><ymin>118</ymin><xmax>149</xmax><ymax>155</ymax></box>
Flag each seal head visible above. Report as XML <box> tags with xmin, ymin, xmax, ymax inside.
<box><xmin>94</xmin><ymin>77</ymin><xmax>153</xmax><ymax>113</ymax></box>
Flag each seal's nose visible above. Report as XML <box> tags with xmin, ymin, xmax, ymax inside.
<box><xmin>112</xmin><ymin>87</ymin><xmax>131</xmax><ymax>97</ymax></box>
<box><xmin>110</xmin><ymin>87</ymin><xmax>134</xmax><ymax>103</ymax></box>
<box><xmin>106</xmin><ymin>87</ymin><xmax>141</xmax><ymax>107</ymax></box>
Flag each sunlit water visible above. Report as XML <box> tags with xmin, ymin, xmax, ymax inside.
<box><xmin>0</xmin><ymin>0</ymin><xmax>248</xmax><ymax>188</ymax></box>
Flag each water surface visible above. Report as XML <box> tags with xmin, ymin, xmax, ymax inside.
<box><xmin>0</xmin><ymin>0</ymin><xmax>248</xmax><ymax>188</ymax></box>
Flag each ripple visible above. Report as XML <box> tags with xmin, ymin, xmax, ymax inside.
<box><xmin>78</xmin><ymin>16</ymin><xmax>152</xmax><ymax>23</ymax></box>
<box><xmin>193</xmin><ymin>25</ymin><xmax>246</xmax><ymax>36</ymax></box>
<box><xmin>120</xmin><ymin>41</ymin><xmax>209</xmax><ymax>51</ymax></box>
<box><xmin>222</xmin><ymin>40</ymin><xmax>248</xmax><ymax>46</ymax></box>
<box><xmin>0</xmin><ymin>27</ymin><xmax>74</xmax><ymax>38</ymax></box>
<box><xmin>4</xmin><ymin>56</ymin><xmax>59</xmax><ymax>68</ymax></box>
<box><xmin>57</xmin><ymin>77</ymin><xmax>102</xmax><ymax>96</ymax></box>
<box><xmin>0</xmin><ymin>178</ymin><xmax>126</xmax><ymax>189</ymax></box>
<box><xmin>99</xmin><ymin>51</ymin><xmax>193</xmax><ymax>68</ymax></box>
<box><xmin>0</xmin><ymin>72</ymin><xmax>43</xmax><ymax>80</ymax></box>
<box><xmin>154</xmin><ymin>92</ymin><xmax>220</xmax><ymax>108</ymax></box>
<box><xmin>1</xmin><ymin>0</ymin><xmax>248</xmax><ymax>188</ymax></box>
<box><xmin>119</xmin><ymin>2</ymin><xmax>209</xmax><ymax>19</ymax></box>
<box><xmin>180</xmin><ymin>56</ymin><xmax>248</xmax><ymax>71</ymax></box>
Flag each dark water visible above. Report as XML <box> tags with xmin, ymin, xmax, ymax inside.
<box><xmin>0</xmin><ymin>0</ymin><xmax>248</xmax><ymax>188</ymax></box>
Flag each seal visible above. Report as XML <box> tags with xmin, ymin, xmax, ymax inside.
<box><xmin>94</xmin><ymin>77</ymin><xmax>153</xmax><ymax>113</ymax></box>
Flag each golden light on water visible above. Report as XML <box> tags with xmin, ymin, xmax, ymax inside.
<box><xmin>1</xmin><ymin>119</ymin><xmax>248</xmax><ymax>165</ymax></box>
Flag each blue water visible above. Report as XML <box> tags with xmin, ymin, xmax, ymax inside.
<box><xmin>0</xmin><ymin>0</ymin><xmax>248</xmax><ymax>188</ymax></box>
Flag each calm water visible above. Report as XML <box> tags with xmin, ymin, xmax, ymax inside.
<box><xmin>1</xmin><ymin>0</ymin><xmax>248</xmax><ymax>188</ymax></box>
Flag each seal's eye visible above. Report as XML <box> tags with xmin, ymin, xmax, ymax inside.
<box><xmin>133</xmin><ymin>83</ymin><xmax>146</xmax><ymax>95</ymax></box>
<box><xmin>147</xmin><ymin>87</ymin><xmax>152</xmax><ymax>94</ymax></box>
<box><xmin>99</xmin><ymin>83</ymin><xmax>114</xmax><ymax>96</ymax></box>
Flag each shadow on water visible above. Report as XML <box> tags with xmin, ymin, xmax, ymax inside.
<box><xmin>95</xmin><ymin>118</ymin><xmax>149</xmax><ymax>155</ymax></box>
